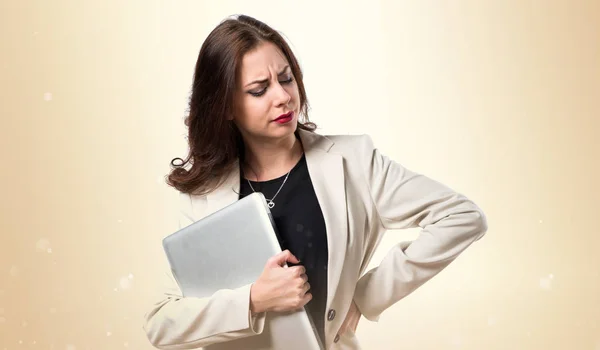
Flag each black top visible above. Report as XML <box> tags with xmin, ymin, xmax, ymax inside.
<box><xmin>239</xmin><ymin>154</ymin><xmax>329</xmax><ymax>345</ymax></box>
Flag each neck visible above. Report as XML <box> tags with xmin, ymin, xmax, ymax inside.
<box><xmin>242</xmin><ymin>132</ymin><xmax>303</xmax><ymax>181</ymax></box>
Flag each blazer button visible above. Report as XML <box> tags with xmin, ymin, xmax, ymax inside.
<box><xmin>334</xmin><ymin>334</ymin><xmax>340</xmax><ymax>343</ymax></box>
<box><xmin>327</xmin><ymin>309</ymin><xmax>336</xmax><ymax>321</ymax></box>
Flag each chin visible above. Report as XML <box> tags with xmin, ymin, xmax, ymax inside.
<box><xmin>269</xmin><ymin>120</ymin><xmax>297</xmax><ymax>139</ymax></box>
<box><xmin>278</xmin><ymin>122</ymin><xmax>298</xmax><ymax>136</ymax></box>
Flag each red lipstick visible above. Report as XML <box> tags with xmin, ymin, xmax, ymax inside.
<box><xmin>273</xmin><ymin>111</ymin><xmax>294</xmax><ymax>124</ymax></box>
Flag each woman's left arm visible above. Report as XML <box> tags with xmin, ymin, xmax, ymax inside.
<box><xmin>352</xmin><ymin>135</ymin><xmax>488</xmax><ymax>322</ymax></box>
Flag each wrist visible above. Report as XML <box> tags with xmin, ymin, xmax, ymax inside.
<box><xmin>250</xmin><ymin>283</ymin><xmax>266</xmax><ymax>314</ymax></box>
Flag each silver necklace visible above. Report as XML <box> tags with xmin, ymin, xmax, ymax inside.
<box><xmin>246</xmin><ymin>170</ymin><xmax>291</xmax><ymax>209</ymax></box>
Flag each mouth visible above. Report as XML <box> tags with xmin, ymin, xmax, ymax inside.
<box><xmin>273</xmin><ymin>111</ymin><xmax>294</xmax><ymax>122</ymax></box>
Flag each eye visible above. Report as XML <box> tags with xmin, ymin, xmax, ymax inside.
<box><xmin>281</xmin><ymin>77</ymin><xmax>294</xmax><ymax>84</ymax></box>
<box><xmin>249</xmin><ymin>89</ymin><xmax>266</xmax><ymax>97</ymax></box>
<box><xmin>247</xmin><ymin>77</ymin><xmax>294</xmax><ymax>97</ymax></box>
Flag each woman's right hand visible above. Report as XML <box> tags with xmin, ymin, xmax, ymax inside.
<box><xmin>249</xmin><ymin>249</ymin><xmax>312</xmax><ymax>313</ymax></box>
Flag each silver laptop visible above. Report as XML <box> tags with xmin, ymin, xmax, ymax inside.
<box><xmin>162</xmin><ymin>192</ymin><xmax>324</xmax><ymax>350</ymax></box>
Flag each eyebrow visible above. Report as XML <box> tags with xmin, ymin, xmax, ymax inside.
<box><xmin>244</xmin><ymin>65</ymin><xmax>290</xmax><ymax>88</ymax></box>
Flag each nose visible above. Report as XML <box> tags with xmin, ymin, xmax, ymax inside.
<box><xmin>272</xmin><ymin>81</ymin><xmax>291</xmax><ymax>107</ymax></box>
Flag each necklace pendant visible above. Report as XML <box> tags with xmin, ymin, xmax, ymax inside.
<box><xmin>268</xmin><ymin>201</ymin><xmax>275</xmax><ymax>209</ymax></box>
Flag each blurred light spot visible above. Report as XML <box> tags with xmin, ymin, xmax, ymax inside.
<box><xmin>296</xmin><ymin>224</ymin><xmax>304</xmax><ymax>232</ymax></box>
<box><xmin>106</xmin><ymin>332</ymin><xmax>112</xmax><ymax>337</ymax></box>
<box><xmin>19</xmin><ymin>340</ymin><xmax>23</xmax><ymax>344</ymax></box>
<box><xmin>539</xmin><ymin>219</ymin><xmax>543</xmax><ymax>224</ymax></box>
<box><xmin>22</xmin><ymin>321</ymin><xmax>28</xmax><ymax>327</ymax></box>
<box><xmin>128</xmin><ymin>273</ymin><xmax>134</xmax><ymax>279</ymax></box>
<box><xmin>32</xmin><ymin>340</ymin><xmax>36</xmax><ymax>345</ymax></box>
<box><xmin>307</xmin><ymin>242</ymin><xmax>313</xmax><ymax>248</ymax></box>
<box><xmin>450</xmin><ymin>334</ymin><xmax>462</xmax><ymax>347</ymax></box>
<box><xmin>539</xmin><ymin>275</ymin><xmax>553</xmax><ymax>290</ymax></box>
<box><xmin>117</xmin><ymin>219</ymin><xmax>123</xmax><ymax>223</ymax></box>
<box><xmin>487</xmin><ymin>316</ymin><xmax>497</xmax><ymax>326</ymax></box>
<box><xmin>306</xmin><ymin>230</ymin><xmax>313</xmax><ymax>237</ymax></box>
<box><xmin>124</xmin><ymin>342</ymin><xmax>129</xmax><ymax>347</ymax></box>
<box><xmin>48</xmin><ymin>248</ymin><xmax>52</xmax><ymax>254</ymax></box>
<box><xmin>119</xmin><ymin>276</ymin><xmax>133</xmax><ymax>290</ymax></box>
<box><xmin>44</xmin><ymin>92</ymin><xmax>53</xmax><ymax>101</ymax></box>
<box><xmin>113</xmin><ymin>288</ymin><xmax>118</xmax><ymax>292</ymax></box>
<box><xmin>36</xmin><ymin>238</ymin><xmax>51</xmax><ymax>252</ymax></box>
<box><xmin>549</xmin><ymin>273</ymin><xmax>554</xmax><ymax>279</ymax></box>
<box><xmin>9</xmin><ymin>265</ymin><xmax>19</xmax><ymax>277</ymax></box>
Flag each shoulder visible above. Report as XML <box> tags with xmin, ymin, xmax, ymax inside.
<box><xmin>299</xmin><ymin>128</ymin><xmax>376</xmax><ymax>161</ymax></box>
<box><xmin>176</xmin><ymin>187</ymin><xmax>208</xmax><ymax>223</ymax></box>
<box><xmin>310</xmin><ymin>133</ymin><xmax>381</xmax><ymax>182</ymax></box>
<box><xmin>318</xmin><ymin>133</ymin><xmax>376</xmax><ymax>164</ymax></box>
<box><xmin>325</xmin><ymin>133</ymin><xmax>375</xmax><ymax>151</ymax></box>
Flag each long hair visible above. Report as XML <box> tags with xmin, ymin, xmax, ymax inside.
<box><xmin>166</xmin><ymin>15</ymin><xmax>316</xmax><ymax>195</ymax></box>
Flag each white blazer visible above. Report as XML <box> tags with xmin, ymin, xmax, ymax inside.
<box><xmin>143</xmin><ymin>129</ymin><xmax>488</xmax><ymax>350</ymax></box>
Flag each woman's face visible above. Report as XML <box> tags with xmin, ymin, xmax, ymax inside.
<box><xmin>232</xmin><ymin>41</ymin><xmax>300</xmax><ymax>143</ymax></box>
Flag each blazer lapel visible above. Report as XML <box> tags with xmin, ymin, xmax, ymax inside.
<box><xmin>298</xmin><ymin>129</ymin><xmax>349</xmax><ymax>309</ymax></box>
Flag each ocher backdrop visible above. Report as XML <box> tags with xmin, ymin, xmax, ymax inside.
<box><xmin>1</xmin><ymin>1</ymin><xmax>598</xmax><ymax>349</ymax></box>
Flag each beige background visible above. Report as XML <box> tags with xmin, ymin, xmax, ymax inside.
<box><xmin>1</xmin><ymin>0</ymin><xmax>599</xmax><ymax>349</ymax></box>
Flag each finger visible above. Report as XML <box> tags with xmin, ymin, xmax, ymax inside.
<box><xmin>285</xmin><ymin>251</ymin><xmax>300</xmax><ymax>264</ymax></box>
<box><xmin>290</xmin><ymin>265</ymin><xmax>306</xmax><ymax>276</ymax></box>
<box><xmin>300</xmin><ymin>273</ymin><xmax>308</xmax><ymax>283</ymax></box>
<box><xmin>349</xmin><ymin>314</ymin><xmax>359</xmax><ymax>331</ymax></box>
<box><xmin>268</xmin><ymin>249</ymin><xmax>299</xmax><ymax>267</ymax></box>
<box><xmin>351</xmin><ymin>304</ymin><xmax>362</xmax><ymax>330</ymax></box>
<box><xmin>302</xmin><ymin>281</ymin><xmax>311</xmax><ymax>294</ymax></box>
<box><xmin>301</xmin><ymin>291</ymin><xmax>313</xmax><ymax>306</ymax></box>
<box><xmin>338</xmin><ymin>322</ymin><xmax>348</xmax><ymax>336</ymax></box>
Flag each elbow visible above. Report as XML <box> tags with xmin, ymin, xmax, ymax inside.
<box><xmin>143</xmin><ymin>319</ymin><xmax>167</xmax><ymax>350</ymax></box>
<box><xmin>143</xmin><ymin>312</ymin><xmax>178</xmax><ymax>350</ymax></box>
<box><xmin>143</xmin><ymin>326</ymin><xmax>181</xmax><ymax>350</ymax></box>
<box><xmin>143</xmin><ymin>310</ymin><xmax>213</xmax><ymax>350</ymax></box>
<box><xmin>471</xmin><ymin>207</ymin><xmax>488</xmax><ymax>241</ymax></box>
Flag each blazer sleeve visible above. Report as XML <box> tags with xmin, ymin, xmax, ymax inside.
<box><xmin>142</xmin><ymin>193</ymin><xmax>267</xmax><ymax>349</ymax></box>
<box><xmin>352</xmin><ymin>135</ymin><xmax>488</xmax><ymax>322</ymax></box>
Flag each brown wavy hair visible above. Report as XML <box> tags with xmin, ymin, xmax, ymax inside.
<box><xmin>166</xmin><ymin>15</ymin><xmax>316</xmax><ymax>195</ymax></box>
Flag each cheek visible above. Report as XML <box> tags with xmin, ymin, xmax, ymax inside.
<box><xmin>237</xmin><ymin>97</ymin><xmax>268</xmax><ymax>125</ymax></box>
<box><xmin>286</xmin><ymin>85</ymin><xmax>300</xmax><ymax>102</ymax></box>
<box><xmin>248</xmin><ymin>98</ymin><xmax>269</xmax><ymax>117</ymax></box>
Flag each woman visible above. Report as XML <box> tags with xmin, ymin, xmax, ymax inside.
<box><xmin>143</xmin><ymin>14</ymin><xmax>488</xmax><ymax>350</ymax></box>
